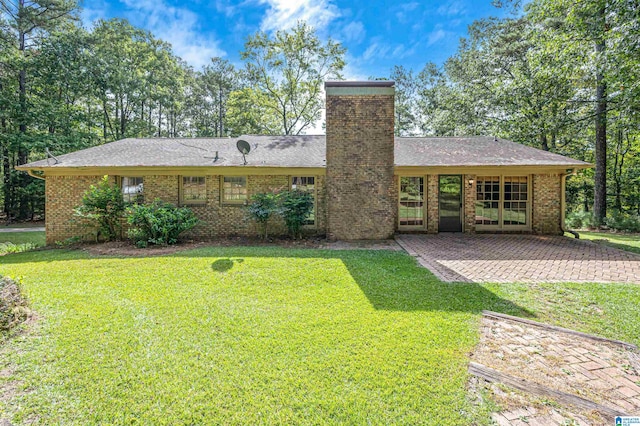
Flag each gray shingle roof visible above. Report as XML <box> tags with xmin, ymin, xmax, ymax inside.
<box><xmin>23</xmin><ymin>135</ymin><xmax>326</xmax><ymax>168</ymax></box>
<box><xmin>394</xmin><ymin>137</ymin><xmax>590</xmax><ymax>167</ymax></box>
<box><xmin>19</xmin><ymin>135</ymin><xmax>589</xmax><ymax>169</ymax></box>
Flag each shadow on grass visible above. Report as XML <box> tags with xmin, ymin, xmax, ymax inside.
<box><xmin>589</xmin><ymin>240</ymin><xmax>640</xmax><ymax>256</ymax></box>
<box><xmin>211</xmin><ymin>258</ymin><xmax>244</xmax><ymax>272</ymax></box>
<box><xmin>0</xmin><ymin>246</ymin><xmax>533</xmax><ymax>317</ymax></box>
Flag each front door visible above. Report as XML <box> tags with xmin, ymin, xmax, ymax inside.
<box><xmin>439</xmin><ymin>175</ymin><xmax>462</xmax><ymax>232</ymax></box>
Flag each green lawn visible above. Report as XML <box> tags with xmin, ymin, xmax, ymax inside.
<box><xmin>486</xmin><ymin>282</ymin><xmax>640</xmax><ymax>346</ymax></box>
<box><xmin>0</xmin><ymin>247</ymin><xmax>511</xmax><ymax>425</ymax></box>
<box><xmin>572</xmin><ymin>230</ymin><xmax>640</xmax><ymax>255</ymax></box>
<box><xmin>0</xmin><ymin>231</ymin><xmax>45</xmax><ymax>246</ymax></box>
<box><xmin>1</xmin><ymin>245</ymin><xmax>639</xmax><ymax>424</ymax></box>
<box><xmin>0</xmin><ymin>231</ymin><xmax>45</xmax><ymax>255</ymax></box>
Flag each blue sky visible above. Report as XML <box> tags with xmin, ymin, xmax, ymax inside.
<box><xmin>81</xmin><ymin>0</ymin><xmax>512</xmax><ymax>78</ymax></box>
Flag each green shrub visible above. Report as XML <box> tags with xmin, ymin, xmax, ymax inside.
<box><xmin>74</xmin><ymin>176</ymin><xmax>125</xmax><ymax>241</ymax></box>
<box><xmin>1</xmin><ymin>276</ymin><xmax>30</xmax><ymax>335</ymax></box>
<box><xmin>126</xmin><ymin>200</ymin><xmax>198</xmax><ymax>247</ymax></box>
<box><xmin>278</xmin><ymin>190</ymin><xmax>314</xmax><ymax>239</ymax></box>
<box><xmin>565</xmin><ymin>211</ymin><xmax>594</xmax><ymax>229</ymax></box>
<box><xmin>245</xmin><ymin>192</ymin><xmax>279</xmax><ymax>239</ymax></box>
<box><xmin>0</xmin><ymin>242</ymin><xmax>38</xmax><ymax>255</ymax></box>
<box><xmin>604</xmin><ymin>212</ymin><xmax>640</xmax><ymax>233</ymax></box>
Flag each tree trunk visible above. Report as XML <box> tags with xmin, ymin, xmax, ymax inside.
<box><xmin>613</xmin><ymin>128</ymin><xmax>622</xmax><ymax>211</ymax></box>
<box><xmin>583</xmin><ymin>180</ymin><xmax>590</xmax><ymax>213</ymax></box>
<box><xmin>17</xmin><ymin>0</ymin><xmax>28</xmax><ymax>165</ymax></box>
<box><xmin>119</xmin><ymin>96</ymin><xmax>126</xmax><ymax>137</ymax></box>
<box><xmin>114</xmin><ymin>97</ymin><xmax>120</xmax><ymax>140</ymax></box>
<box><xmin>219</xmin><ymin>86</ymin><xmax>223</xmax><ymax>137</ymax></box>
<box><xmin>539</xmin><ymin>133</ymin><xmax>549</xmax><ymax>151</ymax></box>
<box><xmin>2</xmin><ymin>120</ymin><xmax>12</xmax><ymax>220</ymax></box>
<box><xmin>593</xmin><ymin>5</ymin><xmax>607</xmax><ymax>226</ymax></box>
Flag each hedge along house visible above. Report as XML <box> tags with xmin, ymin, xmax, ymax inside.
<box><xmin>18</xmin><ymin>81</ymin><xmax>590</xmax><ymax>245</ymax></box>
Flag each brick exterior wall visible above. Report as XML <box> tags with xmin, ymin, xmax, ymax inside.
<box><xmin>426</xmin><ymin>175</ymin><xmax>439</xmax><ymax>234</ymax></box>
<box><xmin>44</xmin><ymin>173</ymin><xmax>326</xmax><ymax>245</ymax></box>
<box><xmin>45</xmin><ymin>175</ymin><xmax>106</xmax><ymax>244</ymax></box>
<box><xmin>44</xmin><ymin>170</ymin><xmax>565</xmax><ymax>244</ymax></box>
<box><xmin>325</xmin><ymin>90</ymin><xmax>396</xmax><ymax>240</ymax></box>
<box><xmin>532</xmin><ymin>173</ymin><xmax>562</xmax><ymax>235</ymax></box>
<box><xmin>463</xmin><ymin>174</ymin><xmax>477</xmax><ymax>233</ymax></box>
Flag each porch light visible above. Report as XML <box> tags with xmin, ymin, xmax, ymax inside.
<box><xmin>468</xmin><ymin>178</ymin><xmax>474</xmax><ymax>186</ymax></box>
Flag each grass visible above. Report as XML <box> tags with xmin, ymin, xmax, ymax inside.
<box><xmin>485</xmin><ymin>282</ymin><xmax>640</xmax><ymax>346</ymax></box>
<box><xmin>0</xmin><ymin>231</ymin><xmax>45</xmax><ymax>255</ymax></box>
<box><xmin>1</xmin><ymin>244</ymin><xmax>639</xmax><ymax>424</ymax></box>
<box><xmin>0</xmin><ymin>247</ymin><xmax>519</xmax><ymax>425</ymax></box>
<box><xmin>572</xmin><ymin>230</ymin><xmax>640</xmax><ymax>255</ymax></box>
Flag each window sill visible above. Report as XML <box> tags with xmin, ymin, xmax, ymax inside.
<box><xmin>476</xmin><ymin>225</ymin><xmax>531</xmax><ymax>231</ymax></box>
<box><xmin>220</xmin><ymin>202</ymin><xmax>247</xmax><ymax>207</ymax></box>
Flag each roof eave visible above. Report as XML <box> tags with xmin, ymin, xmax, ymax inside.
<box><xmin>17</xmin><ymin>164</ymin><xmax>328</xmax><ymax>176</ymax></box>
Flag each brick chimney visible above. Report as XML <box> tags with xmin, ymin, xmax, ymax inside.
<box><xmin>325</xmin><ymin>81</ymin><xmax>396</xmax><ymax>240</ymax></box>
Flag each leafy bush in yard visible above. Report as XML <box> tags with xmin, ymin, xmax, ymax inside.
<box><xmin>1</xmin><ymin>276</ymin><xmax>29</xmax><ymax>335</ymax></box>
<box><xmin>126</xmin><ymin>200</ymin><xmax>198</xmax><ymax>247</ymax></box>
<box><xmin>278</xmin><ymin>190</ymin><xmax>314</xmax><ymax>239</ymax></box>
<box><xmin>604</xmin><ymin>212</ymin><xmax>640</xmax><ymax>233</ymax></box>
<box><xmin>245</xmin><ymin>192</ymin><xmax>279</xmax><ymax>239</ymax></box>
<box><xmin>565</xmin><ymin>211</ymin><xmax>595</xmax><ymax>229</ymax></box>
<box><xmin>0</xmin><ymin>242</ymin><xmax>38</xmax><ymax>255</ymax></box>
<box><xmin>75</xmin><ymin>176</ymin><xmax>125</xmax><ymax>241</ymax></box>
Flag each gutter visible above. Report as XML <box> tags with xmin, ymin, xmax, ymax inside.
<box><xmin>26</xmin><ymin>169</ymin><xmax>45</xmax><ymax>181</ymax></box>
<box><xmin>561</xmin><ymin>170</ymin><xmax>579</xmax><ymax>239</ymax></box>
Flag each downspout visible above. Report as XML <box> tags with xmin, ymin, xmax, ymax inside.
<box><xmin>26</xmin><ymin>169</ymin><xmax>45</xmax><ymax>180</ymax></box>
<box><xmin>561</xmin><ymin>170</ymin><xmax>579</xmax><ymax>239</ymax></box>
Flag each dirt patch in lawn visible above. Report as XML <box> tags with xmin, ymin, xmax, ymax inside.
<box><xmin>79</xmin><ymin>237</ymin><xmax>401</xmax><ymax>257</ymax></box>
<box><xmin>470</xmin><ymin>313</ymin><xmax>640</xmax><ymax>425</ymax></box>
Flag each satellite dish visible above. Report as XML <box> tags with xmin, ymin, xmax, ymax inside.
<box><xmin>236</xmin><ymin>139</ymin><xmax>250</xmax><ymax>165</ymax></box>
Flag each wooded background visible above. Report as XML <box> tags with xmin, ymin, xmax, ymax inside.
<box><xmin>1</xmin><ymin>0</ymin><xmax>638</xmax><ymax>227</ymax></box>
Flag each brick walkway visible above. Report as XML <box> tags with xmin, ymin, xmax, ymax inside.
<box><xmin>472</xmin><ymin>315</ymin><xmax>640</xmax><ymax>425</ymax></box>
<box><xmin>395</xmin><ymin>234</ymin><xmax>640</xmax><ymax>283</ymax></box>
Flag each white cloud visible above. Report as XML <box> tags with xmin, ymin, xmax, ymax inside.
<box><xmin>341</xmin><ymin>20</ymin><xmax>365</xmax><ymax>44</ymax></box>
<box><xmin>83</xmin><ymin>0</ymin><xmax>227</xmax><ymax>69</ymax></box>
<box><xmin>342</xmin><ymin>60</ymin><xmax>371</xmax><ymax>81</ymax></box>
<box><xmin>426</xmin><ymin>28</ymin><xmax>447</xmax><ymax>46</ymax></box>
<box><xmin>436</xmin><ymin>1</ymin><xmax>466</xmax><ymax>16</ymax></box>
<box><xmin>395</xmin><ymin>2</ymin><xmax>420</xmax><ymax>24</ymax></box>
<box><xmin>362</xmin><ymin>40</ymin><xmax>390</xmax><ymax>62</ymax></box>
<box><xmin>80</xmin><ymin>0</ymin><xmax>109</xmax><ymax>28</ymax></box>
<box><xmin>362</xmin><ymin>38</ymin><xmax>414</xmax><ymax>63</ymax></box>
<box><xmin>259</xmin><ymin>0</ymin><xmax>341</xmax><ymax>32</ymax></box>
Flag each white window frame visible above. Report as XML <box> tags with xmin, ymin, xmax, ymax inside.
<box><xmin>398</xmin><ymin>176</ymin><xmax>426</xmax><ymax>230</ymax></box>
<box><xmin>475</xmin><ymin>175</ymin><xmax>531</xmax><ymax>231</ymax></box>
<box><xmin>120</xmin><ymin>176</ymin><xmax>144</xmax><ymax>204</ymax></box>
<box><xmin>221</xmin><ymin>176</ymin><xmax>248</xmax><ymax>205</ymax></box>
<box><xmin>180</xmin><ymin>176</ymin><xmax>207</xmax><ymax>205</ymax></box>
<box><xmin>290</xmin><ymin>176</ymin><xmax>317</xmax><ymax>228</ymax></box>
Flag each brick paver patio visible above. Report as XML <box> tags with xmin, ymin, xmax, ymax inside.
<box><xmin>472</xmin><ymin>314</ymin><xmax>640</xmax><ymax>425</ymax></box>
<box><xmin>395</xmin><ymin>234</ymin><xmax>640</xmax><ymax>283</ymax></box>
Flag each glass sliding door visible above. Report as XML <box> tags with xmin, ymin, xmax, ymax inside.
<box><xmin>438</xmin><ymin>175</ymin><xmax>462</xmax><ymax>232</ymax></box>
<box><xmin>475</xmin><ymin>175</ymin><xmax>530</xmax><ymax>230</ymax></box>
<box><xmin>399</xmin><ymin>176</ymin><xmax>425</xmax><ymax>229</ymax></box>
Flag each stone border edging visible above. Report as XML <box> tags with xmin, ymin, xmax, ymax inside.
<box><xmin>468</xmin><ymin>362</ymin><xmax>629</xmax><ymax>417</ymax></box>
<box><xmin>482</xmin><ymin>310</ymin><xmax>638</xmax><ymax>350</ymax></box>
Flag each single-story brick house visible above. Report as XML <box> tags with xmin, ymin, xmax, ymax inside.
<box><xmin>18</xmin><ymin>81</ymin><xmax>590</xmax><ymax>244</ymax></box>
